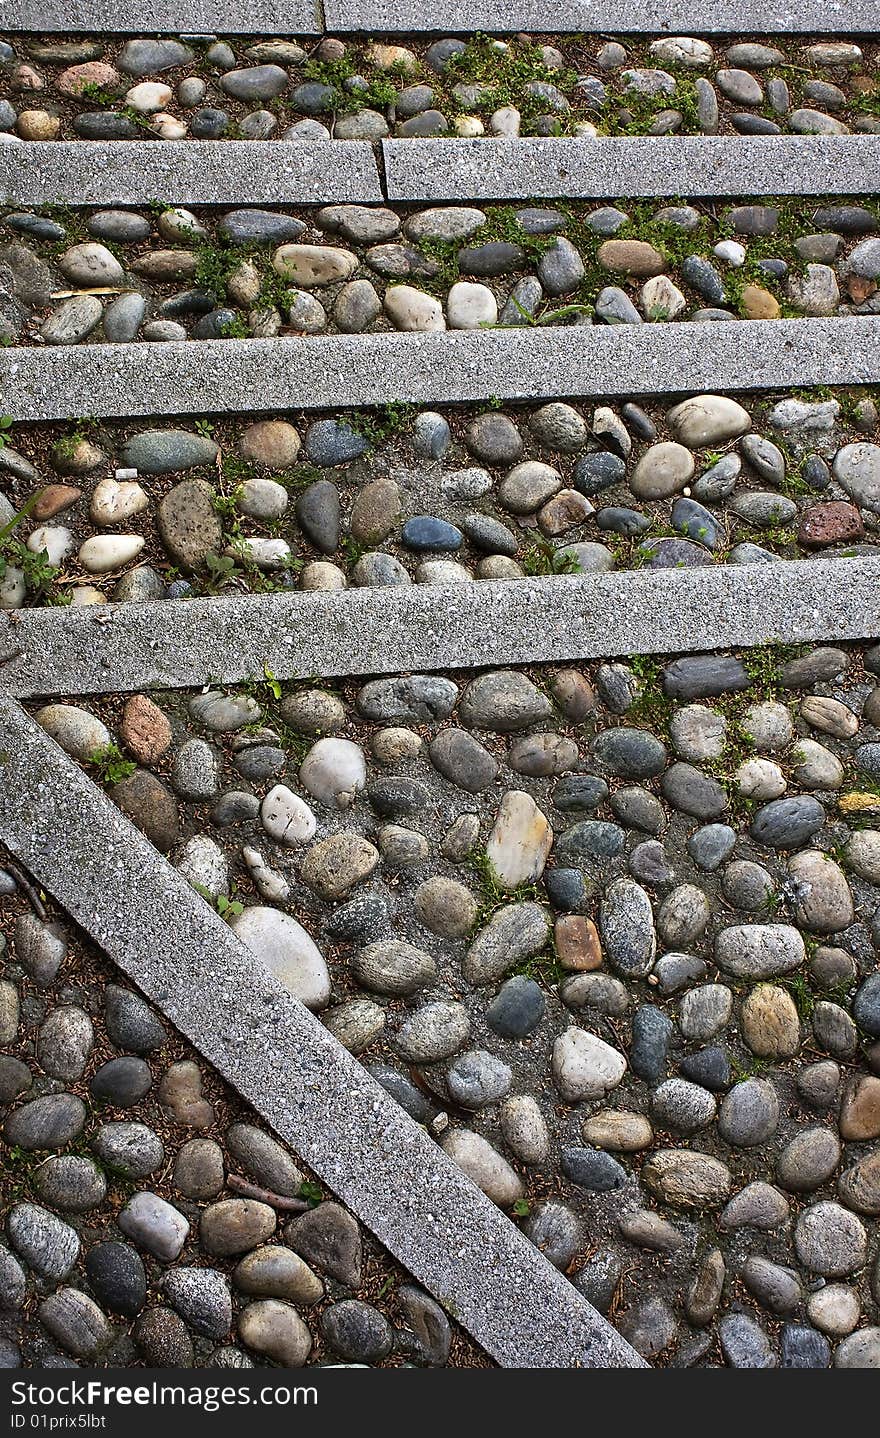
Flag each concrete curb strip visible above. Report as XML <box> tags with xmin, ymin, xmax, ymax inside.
<box><xmin>0</xmin><ymin>141</ymin><xmax>384</xmax><ymax>207</ymax></box>
<box><xmin>0</xmin><ymin>1</ymin><xmax>323</xmax><ymax>32</ymax></box>
<box><xmin>3</xmin><ymin>559</ymin><xmax>879</xmax><ymax>699</ymax></box>
<box><xmin>323</xmin><ymin>1</ymin><xmax>877</xmax><ymax>32</ymax></box>
<box><xmin>382</xmin><ymin>135</ymin><xmax>880</xmax><ymax>203</ymax></box>
<box><xmin>0</xmin><ymin>696</ymin><xmax>645</xmax><ymax>1370</ymax></box>
<box><xmin>6</xmin><ymin>0</ymin><xmax>874</xmax><ymax>33</ymax></box>
<box><xmin>3</xmin><ymin>318</ymin><xmax>880</xmax><ymax>422</ymax></box>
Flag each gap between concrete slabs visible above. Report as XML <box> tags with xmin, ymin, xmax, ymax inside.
<box><xmin>3</xmin><ymin>559</ymin><xmax>879</xmax><ymax>700</ymax></box>
<box><xmin>0</xmin><ymin>696</ymin><xmax>645</xmax><ymax>1370</ymax></box>
<box><xmin>382</xmin><ymin>135</ymin><xmax>880</xmax><ymax>203</ymax></box>
<box><xmin>323</xmin><ymin>0</ymin><xmax>876</xmax><ymax>33</ymax></box>
<box><xmin>0</xmin><ymin>141</ymin><xmax>383</xmax><ymax>207</ymax></box>
<box><xmin>3</xmin><ymin>318</ymin><xmax>880</xmax><ymax>423</ymax></box>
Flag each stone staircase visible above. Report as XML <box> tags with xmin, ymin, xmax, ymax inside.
<box><xmin>1</xmin><ymin>9</ymin><xmax>879</xmax><ymax>1373</ymax></box>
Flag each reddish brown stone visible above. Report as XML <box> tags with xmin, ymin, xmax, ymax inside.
<box><xmin>32</xmin><ymin>484</ymin><xmax>82</xmax><ymax>520</ymax></box>
<box><xmin>555</xmin><ymin>916</ymin><xmax>603</xmax><ymax>972</ymax></box>
<box><xmin>56</xmin><ymin>61</ymin><xmax>119</xmax><ymax>96</ymax></box>
<box><xmin>10</xmin><ymin>65</ymin><xmax>44</xmax><ymax>92</ymax></box>
<box><xmin>797</xmin><ymin>502</ymin><xmax>864</xmax><ymax>548</ymax></box>
<box><xmin>159</xmin><ymin>1061</ymin><xmax>215</xmax><ymax>1129</ymax></box>
<box><xmin>120</xmin><ymin>695</ymin><xmax>172</xmax><ymax>766</ymax></box>
<box><xmin>847</xmin><ymin>274</ymin><xmax>877</xmax><ymax>305</ymax></box>
<box><xmin>538</xmin><ymin>489</ymin><xmax>594</xmax><ymax>537</ymax></box>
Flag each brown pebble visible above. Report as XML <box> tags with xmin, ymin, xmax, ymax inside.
<box><xmin>11</xmin><ymin>65</ymin><xmax>44</xmax><ymax>91</ymax></box>
<box><xmin>121</xmin><ymin>694</ymin><xmax>172</xmax><ymax>765</ymax></box>
<box><xmin>839</xmin><ymin>1074</ymin><xmax>880</xmax><ymax>1141</ymax></box>
<box><xmin>847</xmin><ymin>275</ymin><xmax>877</xmax><ymax>304</ymax></box>
<box><xmin>16</xmin><ymin>110</ymin><xmax>60</xmax><ymax>140</ymax></box>
<box><xmin>597</xmin><ymin>239</ymin><xmax>665</xmax><ymax>276</ymax></box>
<box><xmin>555</xmin><ymin>915</ymin><xmax>603</xmax><ymax>971</ymax></box>
<box><xmin>111</xmin><ymin>768</ymin><xmax>179</xmax><ymax>852</ymax></box>
<box><xmin>33</xmin><ymin>484</ymin><xmax>82</xmax><ymax>520</ymax></box>
<box><xmin>740</xmin><ymin>284</ymin><xmax>781</xmax><ymax>320</ymax></box>
<box><xmin>158</xmin><ymin>1060</ymin><xmax>215</xmax><ymax>1129</ymax></box>
<box><xmin>797</xmin><ymin>501</ymin><xmax>865</xmax><ymax>548</ymax></box>
<box><xmin>550</xmin><ymin>668</ymin><xmax>597</xmax><ymax>720</ymax></box>
<box><xmin>538</xmin><ymin>489</ymin><xmax>594</xmax><ymax>537</ymax></box>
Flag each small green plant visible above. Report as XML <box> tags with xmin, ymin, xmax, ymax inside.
<box><xmin>77</xmin><ymin>79</ymin><xmax>121</xmax><ymax>105</ymax></box>
<box><xmin>298</xmin><ymin>1180</ymin><xmax>323</xmax><ymax>1207</ymax></box>
<box><xmin>0</xmin><ymin>416</ymin><xmax>12</xmax><ymax>450</ymax></box>
<box><xmin>469</xmin><ymin>850</ymin><xmax>542</xmax><ymax>921</ymax></box>
<box><xmin>340</xmin><ymin>535</ymin><xmax>367</xmax><ymax>570</ymax></box>
<box><xmin>741</xmin><ymin>641</ymin><xmax>805</xmax><ymax>697</ymax></box>
<box><xmin>781</xmin><ymin>972</ymin><xmax>816</xmax><ymax>1021</ymax></box>
<box><xmin>522</xmin><ymin>535</ymin><xmax>582</xmax><ymax>576</ymax></box>
<box><xmin>193</xmin><ymin>883</ymin><xmax>244</xmax><ymax>922</ymax></box>
<box><xmin>53</xmin><ymin>416</ymin><xmax>97</xmax><ymax>463</ymax></box>
<box><xmin>200</xmin><ymin>552</ymin><xmax>242</xmax><ymax>594</ymax></box>
<box><xmin>348</xmin><ymin>401</ymin><xmax>418</xmax><ymax>445</ymax></box>
<box><xmin>260</xmin><ymin>663</ymin><xmax>283</xmax><ymax>702</ymax></box>
<box><xmin>512</xmin><ymin>1198</ymin><xmax>531</xmax><ymax>1217</ymax></box>
<box><xmin>192</xmin><ymin>237</ymin><xmax>250</xmax><ymax>302</ymax></box>
<box><xmin>0</xmin><ymin>493</ymin><xmax>71</xmax><ymax>606</ymax></box>
<box><xmin>88</xmin><ymin>744</ymin><xmax>136</xmax><ymax>785</ymax></box>
<box><xmin>730</xmin><ymin>1052</ymin><xmax>772</xmax><ymax>1080</ymax></box>
<box><xmin>510</xmin><ymin>948</ymin><xmax>564</xmax><ymax>987</ymax></box>
<box><xmin>218</xmin><ymin>315</ymin><xmax>250</xmax><ymax>340</ymax></box>
<box><xmin>626</xmin><ymin>655</ymin><xmax>674</xmax><ymax>727</ymax></box>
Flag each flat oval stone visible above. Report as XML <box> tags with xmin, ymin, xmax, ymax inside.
<box><xmin>231</xmin><ymin>907</ymin><xmax>329</xmax><ymax>1010</ymax></box>
<box><xmin>260</xmin><ymin>784</ymin><xmax>317</xmax><ymax>845</ymax></box>
<box><xmin>401</xmin><ymin>516</ymin><xmax>463</xmax><ymax>551</ymax></box>
<box><xmin>122</xmin><ymin>429</ymin><xmax>218</xmax><ymax>474</ymax></box>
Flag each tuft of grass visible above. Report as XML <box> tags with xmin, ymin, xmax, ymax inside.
<box><xmin>781</xmin><ymin>972</ymin><xmax>816</xmax><ymax>1021</ymax></box>
<box><xmin>347</xmin><ymin>401</ymin><xmax>417</xmax><ymax>445</ymax></box>
<box><xmin>740</xmin><ymin>641</ymin><xmax>805</xmax><ymax>698</ymax></box>
<box><xmin>468</xmin><ymin>850</ymin><xmax>543</xmax><ymax>919</ymax></box>
<box><xmin>522</xmin><ymin>535</ymin><xmax>582</xmax><ymax>576</ymax></box>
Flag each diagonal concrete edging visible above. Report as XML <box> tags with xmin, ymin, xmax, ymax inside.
<box><xmin>324</xmin><ymin>0</ymin><xmax>877</xmax><ymax>33</ymax></box>
<box><xmin>2</xmin><ymin>0</ymin><xmax>323</xmax><ymax>32</ymax></box>
<box><xmin>382</xmin><ymin>134</ymin><xmax>880</xmax><ymax>203</ymax></box>
<box><xmin>3</xmin><ymin>318</ymin><xmax>879</xmax><ymax>422</ymax></box>
<box><xmin>0</xmin><ymin>141</ymin><xmax>383</xmax><ymax>207</ymax></box>
<box><xmin>0</xmin><ymin>696</ymin><xmax>645</xmax><ymax>1370</ymax></box>
<box><xmin>3</xmin><ymin>558</ymin><xmax>879</xmax><ymax>700</ymax></box>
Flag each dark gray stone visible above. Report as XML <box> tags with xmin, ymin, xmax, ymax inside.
<box><xmin>485</xmin><ymin>976</ymin><xmax>545</xmax><ymax>1038</ymax></box>
<box><xmin>629</xmin><ymin>1006</ymin><xmax>672</xmax><ymax>1085</ymax></box>
<box><xmin>561</xmin><ymin>1147</ymin><xmax>628</xmax><ymax>1192</ymax></box>
<box><xmin>85</xmin><ymin>1242</ymin><xmax>147</xmax><ymax>1317</ymax></box>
